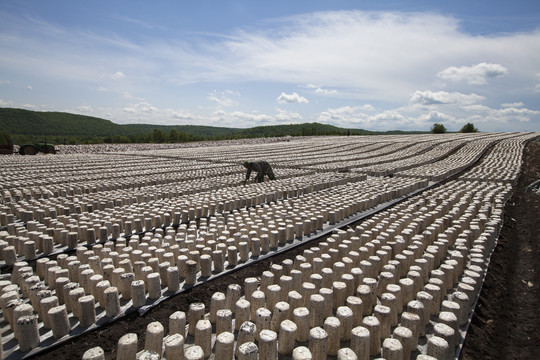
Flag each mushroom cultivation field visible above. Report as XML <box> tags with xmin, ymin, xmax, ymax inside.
<box><xmin>0</xmin><ymin>133</ymin><xmax>538</xmax><ymax>360</ymax></box>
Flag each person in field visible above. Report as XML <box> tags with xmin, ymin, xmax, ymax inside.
<box><xmin>242</xmin><ymin>160</ymin><xmax>276</xmax><ymax>185</ymax></box>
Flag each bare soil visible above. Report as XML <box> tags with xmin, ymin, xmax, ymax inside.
<box><xmin>460</xmin><ymin>139</ymin><xmax>540</xmax><ymax>360</ymax></box>
<box><xmin>27</xmin><ymin>140</ymin><xmax>540</xmax><ymax>360</ymax></box>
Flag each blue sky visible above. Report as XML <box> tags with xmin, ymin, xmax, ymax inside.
<box><xmin>1</xmin><ymin>1</ymin><xmax>539</xmax><ymax>132</ymax></box>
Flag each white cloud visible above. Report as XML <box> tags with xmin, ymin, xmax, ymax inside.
<box><xmin>368</xmin><ymin>110</ymin><xmax>405</xmax><ymax>122</ymax></box>
<box><xmin>462</xmin><ymin>104</ymin><xmax>492</xmax><ymax>112</ymax></box>
<box><xmin>26</xmin><ymin>85</ymin><xmax>32</xmax><ymax>90</ymax></box>
<box><xmin>276</xmin><ymin>92</ymin><xmax>309</xmax><ymax>104</ymax></box>
<box><xmin>317</xmin><ymin>105</ymin><xmax>380</xmax><ymax>128</ymax></box>
<box><xmin>363</xmin><ymin>110</ymin><xmax>415</xmax><ymax>131</ymax></box>
<box><xmin>318</xmin><ymin>106</ymin><xmax>363</xmax><ymax>120</ymax></box>
<box><xmin>360</xmin><ymin>104</ymin><xmax>376</xmax><ymax>112</ymax></box>
<box><xmin>501</xmin><ymin>102</ymin><xmax>524</xmax><ymax>108</ymax></box>
<box><xmin>313</xmin><ymin>101</ymin><xmax>540</xmax><ymax>132</ymax></box>
<box><xmin>195</xmin><ymin>12</ymin><xmax>538</xmax><ymax>107</ymax></box>
<box><xmin>0</xmin><ymin>98</ymin><xmax>13</xmax><ymax>106</ymax></box>
<box><xmin>315</xmin><ymin>87</ymin><xmax>338</xmax><ymax>95</ymax></box>
<box><xmin>229</xmin><ymin>111</ymin><xmax>273</xmax><ymax>122</ymax></box>
<box><xmin>316</xmin><ymin>104</ymin><xmax>379</xmax><ymax>124</ymax></box>
<box><xmin>76</xmin><ymin>105</ymin><xmax>93</xmax><ymax>113</ymax></box>
<box><xmin>417</xmin><ymin>110</ymin><xmax>455</xmax><ymax>123</ymax></box>
<box><xmin>224</xmin><ymin>89</ymin><xmax>240</xmax><ymax>96</ymax></box>
<box><xmin>112</xmin><ymin>71</ymin><xmax>126</xmax><ymax>80</ymax></box>
<box><xmin>275</xmin><ymin>108</ymin><xmax>303</xmax><ymax>122</ymax></box>
<box><xmin>0</xmin><ymin>80</ymin><xmax>11</xmax><ymax>85</ymax></box>
<box><xmin>207</xmin><ymin>110</ymin><xmax>274</xmax><ymax>128</ymax></box>
<box><xmin>304</xmin><ymin>84</ymin><xmax>338</xmax><ymax>95</ymax></box>
<box><xmin>208</xmin><ymin>94</ymin><xmax>233</xmax><ymax>107</ymax></box>
<box><xmin>208</xmin><ymin>90</ymin><xmax>239</xmax><ymax>107</ymax></box>
<box><xmin>437</xmin><ymin>63</ymin><xmax>508</xmax><ymax>85</ymax></box>
<box><xmin>410</xmin><ymin>90</ymin><xmax>484</xmax><ymax>105</ymax></box>
<box><xmin>495</xmin><ymin>106</ymin><xmax>539</xmax><ymax>121</ymax></box>
<box><xmin>455</xmin><ymin>103</ymin><xmax>540</xmax><ymax>127</ymax></box>
<box><xmin>171</xmin><ymin>110</ymin><xmax>196</xmax><ymax>120</ymax></box>
<box><xmin>122</xmin><ymin>101</ymin><xmax>158</xmax><ymax>114</ymax></box>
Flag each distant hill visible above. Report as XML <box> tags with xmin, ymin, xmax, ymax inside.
<box><xmin>0</xmin><ymin>107</ymin><xmax>425</xmax><ymax>144</ymax></box>
<box><xmin>235</xmin><ymin>123</ymin><xmax>376</xmax><ymax>137</ymax></box>
<box><xmin>0</xmin><ymin>108</ymin><xmax>238</xmax><ymax>141</ymax></box>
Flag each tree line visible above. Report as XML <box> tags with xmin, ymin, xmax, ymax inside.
<box><xmin>431</xmin><ymin>123</ymin><xmax>478</xmax><ymax>134</ymax></box>
<box><xmin>2</xmin><ymin>124</ymin><xmax>368</xmax><ymax>146</ymax></box>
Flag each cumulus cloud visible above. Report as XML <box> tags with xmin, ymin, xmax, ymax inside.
<box><xmin>318</xmin><ymin>104</ymin><xmax>374</xmax><ymax>117</ymax></box>
<box><xmin>76</xmin><ymin>105</ymin><xmax>93</xmax><ymax>113</ymax></box>
<box><xmin>123</xmin><ymin>101</ymin><xmax>158</xmax><ymax>114</ymax></box>
<box><xmin>208</xmin><ymin>90</ymin><xmax>239</xmax><ymax>107</ymax></box>
<box><xmin>112</xmin><ymin>71</ymin><xmax>126</xmax><ymax>80</ymax></box>
<box><xmin>495</xmin><ymin>106</ymin><xmax>539</xmax><ymax>121</ymax></box>
<box><xmin>410</xmin><ymin>90</ymin><xmax>484</xmax><ymax>105</ymax></box>
<box><xmin>360</xmin><ymin>104</ymin><xmax>376</xmax><ymax>112</ymax></box>
<box><xmin>461</xmin><ymin>104</ymin><xmax>492</xmax><ymax>112</ymax></box>
<box><xmin>314</xmin><ymin>102</ymin><xmax>537</xmax><ymax>132</ymax></box>
<box><xmin>0</xmin><ymin>98</ymin><xmax>13</xmax><ymax>106</ymax></box>
<box><xmin>456</xmin><ymin>103</ymin><xmax>540</xmax><ymax>126</ymax></box>
<box><xmin>368</xmin><ymin>110</ymin><xmax>405</xmax><ymax>122</ymax></box>
<box><xmin>317</xmin><ymin>105</ymin><xmax>383</xmax><ymax>128</ymax></box>
<box><xmin>275</xmin><ymin>108</ymin><xmax>303</xmax><ymax>122</ymax></box>
<box><xmin>501</xmin><ymin>102</ymin><xmax>524</xmax><ymax>108</ymax></box>
<box><xmin>276</xmin><ymin>92</ymin><xmax>309</xmax><ymax>104</ymax></box>
<box><xmin>305</xmin><ymin>84</ymin><xmax>338</xmax><ymax>95</ymax></box>
<box><xmin>315</xmin><ymin>87</ymin><xmax>338</xmax><ymax>95</ymax></box>
<box><xmin>171</xmin><ymin>110</ymin><xmax>195</xmax><ymax>120</ymax></box>
<box><xmin>317</xmin><ymin>107</ymin><xmax>348</xmax><ymax>121</ymax></box>
<box><xmin>437</xmin><ymin>63</ymin><xmax>508</xmax><ymax>85</ymax></box>
<box><xmin>417</xmin><ymin>110</ymin><xmax>455</xmax><ymax>123</ymax></box>
<box><xmin>229</xmin><ymin>111</ymin><xmax>273</xmax><ymax>123</ymax></box>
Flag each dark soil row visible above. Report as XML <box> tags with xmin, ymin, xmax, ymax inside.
<box><xmin>460</xmin><ymin>140</ymin><xmax>540</xmax><ymax>359</ymax></box>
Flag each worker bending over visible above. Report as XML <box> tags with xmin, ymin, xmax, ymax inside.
<box><xmin>242</xmin><ymin>160</ymin><xmax>276</xmax><ymax>185</ymax></box>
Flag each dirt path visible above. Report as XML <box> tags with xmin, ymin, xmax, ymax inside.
<box><xmin>460</xmin><ymin>139</ymin><xmax>540</xmax><ymax>359</ymax></box>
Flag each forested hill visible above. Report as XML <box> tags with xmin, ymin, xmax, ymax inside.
<box><xmin>0</xmin><ymin>107</ymin><xmax>424</xmax><ymax>144</ymax></box>
<box><xmin>0</xmin><ymin>108</ymin><xmax>239</xmax><ymax>143</ymax></box>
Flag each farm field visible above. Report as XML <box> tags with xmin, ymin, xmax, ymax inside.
<box><xmin>460</xmin><ymin>138</ymin><xmax>540</xmax><ymax>360</ymax></box>
<box><xmin>0</xmin><ymin>133</ymin><xmax>538</xmax><ymax>360</ymax></box>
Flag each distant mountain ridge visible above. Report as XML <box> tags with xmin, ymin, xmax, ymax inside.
<box><xmin>0</xmin><ymin>107</ymin><xmax>424</xmax><ymax>144</ymax></box>
<box><xmin>0</xmin><ymin>107</ymin><xmax>238</xmax><ymax>137</ymax></box>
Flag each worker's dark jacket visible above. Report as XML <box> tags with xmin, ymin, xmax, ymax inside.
<box><xmin>245</xmin><ymin>160</ymin><xmax>275</xmax><ymax>183</ymax></box>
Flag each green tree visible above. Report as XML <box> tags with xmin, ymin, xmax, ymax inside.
<box><xmin>177</xmin><ymin>131</ymin><xmax>190</xmax><ymax>143</ymax></box>
<box><xmin>0</xmin><ymin>131</ymin><xmax>11</xmax><ymax>145</ymax></box>
<box><xmin>459</xmin><ymin>123</ymin><xmax>478</xmax><ymax>133</ymax></box>
<box><xmin>431</xmin><ymin>123</ymin><xmax>447</xmax><ymax>134</ymax></box>
<box><xmin>152</xmin><ymin>128</ymin><xmax>166</xmax><ymax>143</ymax></box>
<box><xmin>169</xmin><ymin>129</ymin><xmax>179</xmax><ymax>143</ymax></box>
